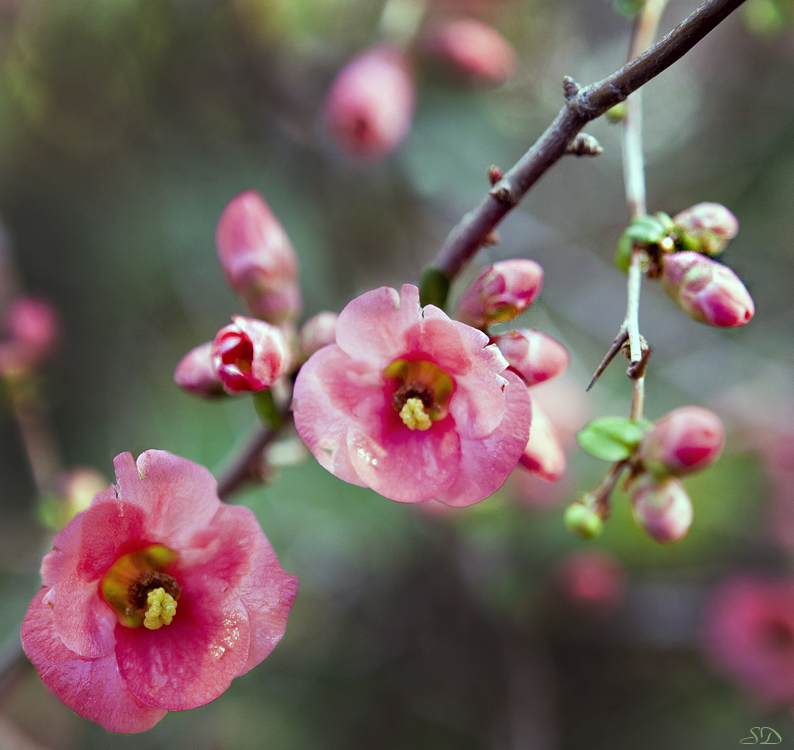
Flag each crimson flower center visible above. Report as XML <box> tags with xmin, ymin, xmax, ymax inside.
<box><xmin>383</xmin><ymin>359</ymin><xmax>454</xmax><ymax>431</ymax></box>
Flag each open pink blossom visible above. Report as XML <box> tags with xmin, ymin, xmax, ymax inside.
<box><xmin>703</xmin><ymin>575</ymin><xmax>794</xmax><ymax>706</ymax></box>
<box><xmin>292</xmin><ymin>284</ymin><xmax>531</xmax><ymax>506</ymax></box>
<box><xmin>22</xmin><ymin>450</ymin><xmax>297</xmax><ymax>733</ymax></box>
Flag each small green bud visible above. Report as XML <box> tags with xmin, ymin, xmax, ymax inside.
<box><xmin>605</xmin><ymin>102</ymin><xmax>627</xmax><ymax>123</ymax></box>
<box><xmin>565</xmin><ymin>499</ymin><xmax>604</xmax><ymax>539</ymax></box>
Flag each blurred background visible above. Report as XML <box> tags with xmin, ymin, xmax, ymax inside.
<box><xmin>0</xmin><ymin>0</ymin><xmax>793</xmax><ymax>747</ymax></box>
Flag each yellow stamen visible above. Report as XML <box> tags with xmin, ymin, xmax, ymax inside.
<box><xmin>400</xmin><ymin>397</ymin><xmax>432</xmax><ymax>431</ymax></box>
<box><xmin>143</xmin><ymin>587</ymin><xmax>178</xmax><ymax>630</ymax></box>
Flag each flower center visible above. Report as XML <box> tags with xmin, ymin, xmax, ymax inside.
<box><xmin>101</xmin><ymin>545</ymin><xmax>181</xmax><ymax>629</ymax></box>
<box><xmin>384</xmin><ymin>359</ymin><xmax>454</xmax><ymax>431</ymax></box>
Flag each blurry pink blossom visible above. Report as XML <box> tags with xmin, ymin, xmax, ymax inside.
<box><xmin>495</xmin><ymin>328</ymin><xmax>569</xmax><ymax>387</ymax></box>
<box><xmin>174</xmin><ymin>342</ymin><xmax>224</xmax><ymax>398</ymax></box>
<box><xmin>298</xmin><ymin>311</ymin><xmax>338</xmax><ymax>361</ymax></box>
<box><xmin>323</xmin><ymin>45</ymin><xmax>415</xmax><ymax>159</ymax></box>
<box><xmin>555</xmin><ymin>550</ymin><xmax>626</xmax><ymax>611</ymax></box>
<box><xmin>518</xmin><ymin>401</ymin><xmax>566</xmax><ymax>482</ymax></box>
<box><xmin>216</xmin><ymin>190</ymin><xmax>301</xmax><ymax>324</ymax></box>
<box><xmin>703</xmin><ymin>575</ymin><xmax>794</xmax><ymax>706</ymax></box>
<box><xmin>660</xmin><ymin>251</ymin><xmax>754</xmax><ymax>327</ymax></box>
<box><xmin>211</xmin><ymin>316</ymin><xmax>292</xmax><ymax>393</ymax></box>
<box><xmin>456</xmin><ymin>259</ymin><xmax>543</xmax><ymax>328</ymax></box>
<box><xmin>0</xmin><ymin>296</ymin><xmax>59</xmax><ymax>373</ymax></box>
<box><xmin>22</xmin><ymin>450</ymin><xmax>297</xmax><ymax>733</ymax></box>
<box><xmin>293</xmin><ymin>284</ymin><xmax>531</xmax><ymax>506</ymax></box>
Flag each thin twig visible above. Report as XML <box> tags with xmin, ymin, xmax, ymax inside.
<box><xmin>216</xmin><ymin>424</ymin><xmax>277</xmax><ymax>500</ymax></box>
<box><xmin>586</xmin><ymin>328</ymin><xmax>628</xmax><ymax>392</ymax></box>
<box><xmin>432</xmin><ymin>0</ymin><xmax>746</xmax><ymax>280</ymax></box>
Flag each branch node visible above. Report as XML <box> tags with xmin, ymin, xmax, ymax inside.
<box><xmin>565</xmin><ymin>132</ymin><xmax>604</xmax><ymax>156</ymax></box>
<box><xmin>627</xmin><ymin>339</ymin><xmax>652</xmax><ymax>380</ymax></box>
<box><xmin>562</xmin><ymin>75</ymin><xmax>581</xmax><ymax>100</ymax></box>
<box><xmin>489</xmin><ymin>182</ymin><xmax>518</xmax><ymax>206</ymax></box>
<box><xmin>487</xmin><ymin>165</ymin><xmax>503</xmax><ymax>185</ymax></box>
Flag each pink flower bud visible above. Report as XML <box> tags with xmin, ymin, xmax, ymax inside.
<box><xmin>640</xmin><ymin>406</ymin><xmax>724</xmax><ymax>477</ymax></box>
<box><xmin>518</xmin><ymin>401</ymin><xmax>566</xmax><ymax>482</ymax></box>
<box><xmin>660</xmin><ymin>251</ymin><xmax>754</xmax><ymax>328</ymax></box>
<box><xmin>298</xmin><ymin>311</ymin><xmax>338</xmax><ymax>360</ymax></box>
<box><xmin>323</xmin><ymin>45</ymin><xmax>415</xmax><ymax>159</ymax></box>
<box><xmin>421</xmin><ymin>18</ymin><xmax>516</xmax><ymax>85</ymax></box>
<box><xmin>456</xmin><ymin>259</ymin><xmax>543</xmax><ymax>328</ymax></box>
<box><xmin>673</xmin><ymin>202</ymin><xmax>738</xmax><ymax>256</ymax></box>
<box><xmin>494</xmin><ymin>328</ymin><xmax>569</xmax><ymax>386</ymax></box>
<box><xmin>216</xmin><ymin>191</ymin><xmax>301</xmax><ymax>325</ymax></box>
<box><xmin>211</xmin><ymin>316</ymin><xmax>292</xmax><ymax>393</ymax></box>
<box><xmin>174</xmin><ymin>342</ymin><xmax>224</xmax><ymax>398</ymax></box>
<box><xmin>555</xmin><ymin>550</ymin><xmax>626</xmax><ymax>611</ymax></box>
<box><xmin>629</xmin><ymin>474</ymin><xmax>693</xmax><ymax>545</ymax></box>
<box><xmin>0</xmin><ymin>296</ymin><xmax>59</xmax><ymax>373</ymax></box>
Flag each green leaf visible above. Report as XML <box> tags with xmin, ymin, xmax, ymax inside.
<box><xmin>419</xmin><ymin>266</ymin><xmax>451</xmax><ymax>309</ymax></box>
<box><xmin>613</xmin><ymin>233</ymin><xmax>632</xmax><ymax>274</ymax></box>
<box><xmin>253</xmin><ymin>389</ymin><xmax>282</xmax><ymax>430</ymax></box>
<box><xmin>624</xmin><ymin>214</ymin><xmax>667</xmax><ymax>244</ymax></box>
<box><xmin>613</xmin><ymin>0</ymin><xmax>646</xmax><ymax>18</ymax></box>
<box><xmin>577</xmin><ymin>417</ymin><xmax>648</xmax><ymax>461</ymax></box>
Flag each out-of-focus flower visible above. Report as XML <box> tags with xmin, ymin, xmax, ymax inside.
<box><xmin>174</xmin><ymin>342</ymin><xmax>224</xmax><ymax>399</ymax></box>
<box><xmin>216</xmin><ymin>190</ymin><xmax>301</xmax><ymax>324</ymax></box>
<box><xmin>298</xmin><ymin>311</ymin><xmax>338</xmax><ymax>361</ymax></box>
<box><xmin>22</xmin><ymin>450</ymin><xmax>297</xmax><ymax>733</ymax></box>
<box><xmin>456</xmin><ymin>259</ymin><xmax>543</xmax><ymax>328</ymax></box>
<box><xmin>660</xmin><ymin>251</ymin><xmax>754</xmax><ymax>327</ymax></box>
<box><xmin>555</xmin><ymin>550</ymin><xmax>626</xmax><ymax>611</ymax></box>
<box><xmin>0</xmin><ymin>296</ymin><xmax>60</xmax><ymax>374</ymax></box>
<box><xmin>323</xmin><ymin>45</ymin><xmax>415</xmax><ymax>159</ymax></box>
<box><xmin>639</xmin><ymin>406</ymin><xmax>724</xmax><ymax>478</ymax></box>
<box><xmin>703</xmin><ymin>575</ymin><xmax>794</xmax><ymax>706</ymax></box>
<box><xmin>519</xmin><ymin>401</ymin><xmax>566</xmax><ymax>482</ymax></box>
<box><xmin>293</xmin><ymin>284</ymin><xmax>531</xmax><ymax>506</ymax></box>
<box><xmin>628</xmin><ymin>474</ymin><xmax>693</xmax><ymax>544</ymax></box>
<box><xmin>211</xmin><ymin>316</ymin><xmax>292</xmax><ymax>394</ymax></box>
<box><xmin>494</xmin><ymin>328</ymin><xmax>569</xmax><ymax>387</ymax></box>
<box><xmin>420</xmin><ymin>18</ymin><xmax>516</xmax><ymax>85</ymax></box>
<box><xmin>673</xmin><ymin>202</ymin><xmax>738</xmax><ymax>256</ymax></box>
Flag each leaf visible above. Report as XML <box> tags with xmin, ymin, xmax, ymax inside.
<box><xmin>613</xmin><ymin>233</ymin><xmax>632</xmax><ymax>274</ymax></box>
<box><xmin>613</xmin><ymin>0</ymin><xmax>646</xmax><ymax>18</ymax></box>
<box><xmin>577</xmin><ymin>417</ymin><xmax>648</xmax><ymax>461</ymax></box>
<box><xmin>419</xmin><ymin>266</ymin><xmax>451</xmax><ymax>309</ymax></box>
<box><xmin>624</xmin><ymin>214</ymin><xmax>667</xmax><ymax>244</ymax></box>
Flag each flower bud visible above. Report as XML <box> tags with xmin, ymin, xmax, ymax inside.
<box><xmin>420</xmin><ymin>18</ymin><xmax>516</xmax><ymax>85</ymax></box>
<box><xmin>564</xmin><ymin>496</ymin><xmax>603</xmax><ymax>539</ymax></box>
<box><xmin>673</xmin><ymin>202</ymin><xmax>738</xmax><ymax>256</ymax></box>
<box><xmin>174</xmin><ymin>342</ymin><xmax>225</xmax><ymax>398</ymax></box>
<box><xmin>298</xmin><ymin>311</ymin><xmax>338</xmax><ymax>361</ymax></box>
<box><xmin>456</xmin><ymin>259</ymin><xmax>543</xmax><ymax>328</ymax></box>
<box><xmin>216</xmin><ymin>190</ymin><xmax>301</xmax><ymax>325</ymax></box>
<box><xmin>495</xmin><ymin>328</ymin><xmax>569</xmax><ymax>386</ymax></box>
<box><xmin>629</xmin><ymin>474</ymin><xmax>693</xmax><ymax>545</ymax></box>
<box><xmin>0</xmin><ymin>296</ymin><xmax>59</xmax><ymax>373</ymax></box>
<box><xmin>640</xmin><ymin>406</ymin><xmax>724</xmax><ymax>478</ymax></box>
<box><xmin>660</xmin><ymin>252</ymin><xmax>754</xmax><ymax>327</ymax></box>
<box><xmin>519</xmin><ymin>402</ymin><xmax>566</xmax><ymax>482</ymax></box>
<box><xmin>211</xmin><ymin>316</ymin><xmax>292</xmax><ymax>393</ymax></box>
<box><xmin>323</xmin><ymin>45</ymin><xmax>415</xmax><ymax>159</ymax></box>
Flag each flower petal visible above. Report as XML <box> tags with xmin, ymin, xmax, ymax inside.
<box><xmin>22</xmin><ymin>590</ymin><xmax>166</xmax><ymax>734</ymax></box>
<box><xmin>436</xmin><ymin>370</ymin><xmax>531</xmax><ymax>507</ymax></box>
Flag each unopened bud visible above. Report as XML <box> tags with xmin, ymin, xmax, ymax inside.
<box><xmin>495</xmin><ymin>328</ymin><xmax>569</xmax><ymax>386</ymax></box>
<box><xmin>174</xmin><ymin>342</ymin><xmax>224</xmax><ymax>398</ymax></box>
<box><xmin>457</xmin><ymin>259</ymin><xmax>543</xmax><ymax>328</ymax></box>
<box><xmin>39</xmin><ymin>466</ymin><xmax>108</xmax><ymax>531</ymax></box>
<box><xmin>640</xmin><ymin>406</ymin><xmax>724</xmax><ymax>478</ymax></box>
<box><xmin>211</xmin><ymin>316</ymin><xmax>292</xmax><ymax>393</ymax></box>
<box><xmin>0</xmin><ymin>296</ymin><xmax>59</xmax><ymax>374</ymax></box>
<box><xmin>323</xmin><ymin>45</ymin><xmax>415</xmax><ymax>159</ymax></box>
<box><xmin>216</xmin><ymin>190</ymin><xmax>301</xmax><ymax>325</ymax></box>
<box><xmin>420</xmin><ymin>18</ymin><xmax>517</xmax><ymax>85</ymax></box>
<box><xmin>298</xmin><ymin>311</ymin><xmax>338</xmax><ymax>361</ymax></box>
<box><xmin>660</xmin><ymin>252</ymin><xmax>754</xmax><ymax>327</ymax></box>
<box><xmin>519</xmin><ymin>402</ymin><xmax>566</xmax><ymax>482</ymax></box>
<box><xmin>629</xmin><ymin>474</ymin><xmax>693</xmax><ymax>545</ymax></box>
<box><xmin>673</xmin><ymin>202</ymin><xmax>738</xmax><ymax>256</ymax></box>
<box><xmin>565</xmin><ymin>494</ymin><xmax>603</xmax><ymax>539</ymax></box>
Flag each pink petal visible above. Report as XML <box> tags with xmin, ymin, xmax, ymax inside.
<box><xmin>435</xmin><ymin>370</ymin><xmax>531</xmax><ymax>507</ymax></box>
<box><xmin>518</xmin><ymin>402</ymin><xmax>567</xmax><ymax>482</ymax></box>
<box><xmin>347</xmin><ymin>391</ymin><xmax>462</xmax><ymax>502</ymax></box>
<box><xmin>115</xmin><ymin>576</ymin><xmax>251</xmax><ymax>711</ymax></box>
<box><xmin>22</xmin><ymin>590</ymin><xmax>166</xmax><ymax>734</ymax></box>
<box><xmin>334</xmin><ymin>285</ymin><xmax>421</xmax><ymax>367</ymax></box>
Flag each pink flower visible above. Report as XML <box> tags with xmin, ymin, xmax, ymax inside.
<box><xmin>323</xmin><ymin>45</ymin><xmax>415</xmax><ymax>159</ymax></box>
<box><xmin>421</xmin><ymin>18</ymin><xmax>517</xmax><ymax>85</ymax></box>
<box><xmin>174</xmin><ymin>342</ymin><xmax>224</xmax><ymax>398</ymax></box>
<box><xmin>639</xmin><ymin>405</ymin><xmax>724</xmax><ymax>478</ymax></box>
<box><xmin>660</xmin><ymin>251</ymin><xmax>754</xmax><ymax>327</ymax></box>
<box><xmin>211</xmin><ymin>316</ymin><xmax>292</xmax><ymax>393</ymax></box>
<box><xmin>495</xmin><ymin>328</ymin><xmax>569</xmax><ymax>387</ymax></box>
<box><xmin>216</xmin><ymin>191</ymin><xmax>301</xmax><ymax>324</ymax></box>
<box><xmin>703</xmin><ymin>575</ymin><xmax>794</xmax><ymax>706</ymax></box>
<box><xmin>298</xmin><ymin>311</ymin><xmax>338</xmax><ymax>361</ymax></box>
<box><xmin>0</xmin><ymin>296</ymin><xmax>60</xmax><ymax>374</ymax></box>
<box><xmin>555</xmin><ymin>550</ymin><xmax>626</xmax><ymax>611</ymax></box>
<box><xmin>456</xmin><ymin>259</ymin><xmax>543</xmax><ymax>328</ymax></box>
<box><xmin>292</xmin><ymin>284</ymin><xmax>532</xmax><ymax>506</ymax></box>
<box><xmin>21</xmin><ymin>450</ymin><xmax>297</xmax><ymax>733</ymax></box>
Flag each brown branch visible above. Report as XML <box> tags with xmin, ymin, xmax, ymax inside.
<box><xmin>216</xmin><ymin>424</ymin><xmax>277</xmax><ymax>500</ymax></box>
<box><xmin>432</xmin><ymin>0</ymin><xmax>747</xmax><ymax>279</ymax></box>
